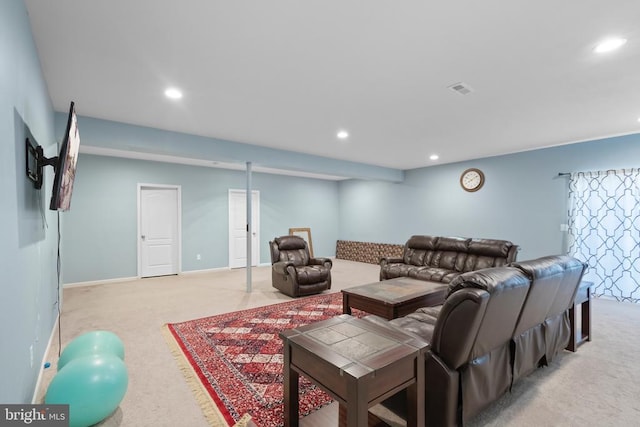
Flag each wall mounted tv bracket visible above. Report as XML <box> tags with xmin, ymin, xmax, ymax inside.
<box><xmin>26</xmin><ymin>137</ymin><xmax>58</xmax><ymax>190</ymax></box>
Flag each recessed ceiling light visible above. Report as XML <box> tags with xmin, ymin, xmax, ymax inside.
<box><xmin>164</xmin><ymin>88</ymin><xmax>183</xmax><ymax>99</ymax></box>
<box><xmin>594</xmin><ymin>37</ymin><xmax>627</xmax><ymax>53</ymax></box>
<box><xmin>429</xmin><ymin>154</ymin><xmax>439</xmax><ymax>161</ymax></box>
<box><xmin>337</xmin><ymin>130</ymin><xmax>349</xmax><ymax>139</ymax></box>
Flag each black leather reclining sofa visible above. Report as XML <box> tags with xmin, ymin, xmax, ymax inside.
<box><xmin>366</xmin><ymin>255</ymin><xmax>587</xmax><ymax>426</ymax></box>
<box><xmin>380</xmin><ymin>235</ymin><xmax>520</xmax><ymax>283</ymax></box>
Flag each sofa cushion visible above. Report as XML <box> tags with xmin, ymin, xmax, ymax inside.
<box><xmin>273</xmin><ymin>236</ymin><xmax>310</xmax><ymax>267</ymax></box>
<box><xmin>274</xmin><ymin>235</ymin><xmax>306</xmax><ymax>250</ymax></box>
<box><xmin>403</xmin><ymin>249</ymin><xmax>428</xmax><ymax>266</ymax></box>
<box><xmin>468</xmin><ymin>238</ymin><xmax>514</xmax><ymax>258</ymax></box>
<box><xmin>294</xmin><ymin>265</ymin><xmax>330</xmax><ymax>285</ymax></box>
<box><xmin>460</xmin><ymin>239</ymin><xmax>515</xmax><ymax>272</ymax></box>
<box><xmin>428</xmin><ymin>237</ymin><xmax>470</xmax><ymax>271</ymax></box>
<box><xmin>403</xmin><ymin>235</ymin><xmax>438</xmax><ymax>266</ymax></box>
<box><xmin>380</xmin><ymin>263</ymin><xmax>421</xmax><ymax>279</ymax></box>
<box><xmin>432</xmin><ymin>251</ymin><xmax>466</xmax><ymax>271</ymax></box>
<box><xmin>447</xmin><ymin>266</ymin><xmax>527</xmax><ymax>297</ymax></box>
<box><xmin>409</xmin><ymin>267</ymin><xmax>460</xmax><ymax>283</ymax></box>
<box><xmin>436</xmin><ymin>236</ymin><xmax>470</xmax><ymax>252</ymax></box>
<box><xmin>462</xmin><ymin>254</ymin><xmax>504</xmax><ymax>272</ymax></box>
<box><xmin>406</xmin><ymin>235</ymin><xmax>439</xmax><ymax>250</ymax></box>
<box><xmin>280</xmin><ymin>249</ymin><xmax>310</xmax><ymax>267</ymax></box>
<box><xmin>390</xmin><ymin>309</ymin><xmax>439</xmax><ymax>342</ymax></box>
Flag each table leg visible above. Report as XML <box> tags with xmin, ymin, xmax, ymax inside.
<box><xmin>581</xmin><ymin>289</ymin><xmax>591</xmax><ymax>342</ymax></box>
<box><xmin>343</xmin><ymin>293</ymin><xmax>352</xmax><ymax>315</ymax></box>
<box><xmin>567</xmin><ymin>284</ymin><xmax>592</xmax><ymax>352</ymax></box>
<box><xmin>346</xmin><ymin>376</ymin><xmax>368</xmax><ymax>427</ymax></box>
<box><xmin>283</xmin><ymin>343</ymin><xmax>299</xmax><ymax>427</ymax></box>
<box><xmin>406</xmin><ymin>351</ymin><xmax>425</xmax><ymax>427</ymax></box>
<box><xmin>567</xmin><ymin>303</ymin><xmax>577</xmax><ymax>352</ymax></box>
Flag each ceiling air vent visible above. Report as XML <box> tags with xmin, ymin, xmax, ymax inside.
<box><xmin>448</xmin><ymin>82</ymin><xmax>474</xmax><ymax>95</ymax></box>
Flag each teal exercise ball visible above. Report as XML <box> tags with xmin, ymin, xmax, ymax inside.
<box><xmin>45</xmin><ymin>354</ymin><xmax>128</xmax><ymax>427</ymax></box>
<box><xmin>58</xmin><ymin>330</ymin><xmax>125</xmax><ymax>371</ymax></box>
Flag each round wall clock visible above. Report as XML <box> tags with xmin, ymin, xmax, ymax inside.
<box><xmin>460</xmin><ymin>168</ymin><xmax>485</xmax><ymax>192</ymax></box>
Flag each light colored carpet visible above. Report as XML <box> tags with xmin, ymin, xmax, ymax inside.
<box><xmin>36</xmin><ymin>260</ymin><xmax>640</xmax><ymax>426</ymax></box>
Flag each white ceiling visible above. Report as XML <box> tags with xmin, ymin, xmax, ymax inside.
<box><xmin>24</xmin><ymin>0</ymin><xmax>640</xmax><ymax>170</ymax></box>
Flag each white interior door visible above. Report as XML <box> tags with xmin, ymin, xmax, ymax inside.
<box><xmin>139</xmin><ymin>185</ymin><xmax>181</xmax><ymax>277</ymax></box>
<box><xmin>229</xmin><ymin>189</ymin><xmax>260</xmax><ymax>268</ymax></box>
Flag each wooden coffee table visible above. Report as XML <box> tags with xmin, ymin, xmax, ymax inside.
<box><xmin>342</xmin><ymin>277</ymin><xmax>448</xmax><ymax>320</ymax></box>
<box><xmin>280</xmin><ymin>314</ymin><xmax>427</xmax><ymax>427</ymax></box>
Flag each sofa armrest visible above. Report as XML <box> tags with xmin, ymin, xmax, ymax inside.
<box><xmin>380</xmin><ymin>257</ymin><xmax>404</xmax><ymax>266</ymax></box>
<box><xmin>362</xmin><ymin>315</ymin><xmax>431</xmax><ymax>345</ymax></box>
<box><xmin>272</xmin><ymin>261</ymin><xmax>295</xmax><ymax>275</ymax></box>
<box><xmin>379</xmin><ymin>257</ymin><xmax>405</xmax><ymax>280</ymax></box>
<box><xmin>309</xmin><ymin>257</ymin><xmax>332</xmax><ymax>268</ymax></box>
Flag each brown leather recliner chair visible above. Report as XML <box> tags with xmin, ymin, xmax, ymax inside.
<box><xmin>269</xmin><ymin>235</ymin><xmax>332</xmax><ymax>297</ymax></box>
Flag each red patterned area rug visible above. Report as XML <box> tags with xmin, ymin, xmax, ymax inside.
<box><xmin>162</xmin><ymin>292</ymin><xmax>364</xmax><ymax>427</ymax></box>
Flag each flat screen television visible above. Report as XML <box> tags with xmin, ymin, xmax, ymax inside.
<box><xmin>49</xmin><ymin>101</ymin><xmax>80</xmax><ymax>211</ymax></box>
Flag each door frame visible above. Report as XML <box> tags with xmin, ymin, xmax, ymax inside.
<box><xmin>228</xmin><ymin>189</ymin><xmax>260</xmax><ymax>268</ymax></box>
<box><xmin>137</xmin><ymin>183</ymin><xmax>182</xmax><ymax>278</ymax></box>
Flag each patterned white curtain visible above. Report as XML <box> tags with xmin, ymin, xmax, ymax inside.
<box><xmin>567</xmin><ymin>168</ymin><xmax>640</xmax><ymax>303</ymax></box>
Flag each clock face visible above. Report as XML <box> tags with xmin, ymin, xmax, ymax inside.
<box><xmin>461</xmin><ymin>168</ymin><xmax>484</xmax><ymax>192</ymax></box>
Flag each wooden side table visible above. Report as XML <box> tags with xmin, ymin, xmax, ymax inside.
<box><xmin>280</xmin><ymin>315</ymin><xmax>427</xmax><ymax>427</ymax></box>
<box><xmin>567</xmin><ymin>281</ymin><xmax>592</xmax><ymax>352</ymax></box>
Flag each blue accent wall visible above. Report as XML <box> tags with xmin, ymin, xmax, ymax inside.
<box><xmin>64</xmin><ymin>123</ymin><xmax>640</xmax><ymax>284</ymax></box>
<box><xmin>339</xmin><ymin>133</ymin><xmax>640</xmax><ymax>261</ymax></box>
<box><xmin>1</xmin><ymin>0</ymin><xmax>58</xmax><ymax>403</ymax></box>
<box><xmin>62</xmin><ymin>154</ymin><xmax>339</xmax><ymax>283</ymax></box>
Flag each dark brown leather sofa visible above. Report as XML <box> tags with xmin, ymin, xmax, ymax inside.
<box><xmin>269</xmin><ymin>235</ymin><xmax>332</xmax><ymax>297</ymax></box>
<box><xmin>379</xmin><ymin>235</ymin><xmax>519</xmax><ymax>283</ymax></box>
<box><xmin>367</xmin><ymin>255</ymin><xmax>586</xmax><ymax>426</ymax></box>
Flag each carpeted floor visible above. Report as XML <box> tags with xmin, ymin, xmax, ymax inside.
<box><xmin>35</xmin><ymin>260</ymin><xmax>640</xmax><ymax>426</ymax></box>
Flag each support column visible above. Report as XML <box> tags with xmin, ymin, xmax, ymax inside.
<box><xmin>246</xmin><ymin>161</ymin><xmax>252</xmax><ymax>292</ymax></box>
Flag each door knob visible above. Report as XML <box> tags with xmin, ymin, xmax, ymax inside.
<box><xmin>141</xmin><ymin>235</ymin><xmax>146</xmax><ymax>240</ymax></box>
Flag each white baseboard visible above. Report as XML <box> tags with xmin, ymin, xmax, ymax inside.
<box><xmin>63</xmin><ymin>267</ymin><xmax>234</xmax><ymax>286</ymax></box>
<box><xmin>182</xmin><ymin>264</ymin><xmax>271</xmax><ymax>274</ymax></box>
<box><xmin>64</xmin><ymin>264</ymin><xmax>274</xmax><ymax>287</ymax></box>
<box><xmin>32</xmin><ymin>313</ymin><xmax>59</xmax><ymax>404</ymax></box>
<box><xmin>181</xmin><ymin>266</ymin><xmax>229</xmax><ymax>275</ymax></box>
<box><xmin>64</xmin><ymin>276</ymin><xmax>139</xmax><ymax>288</ymax></box>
